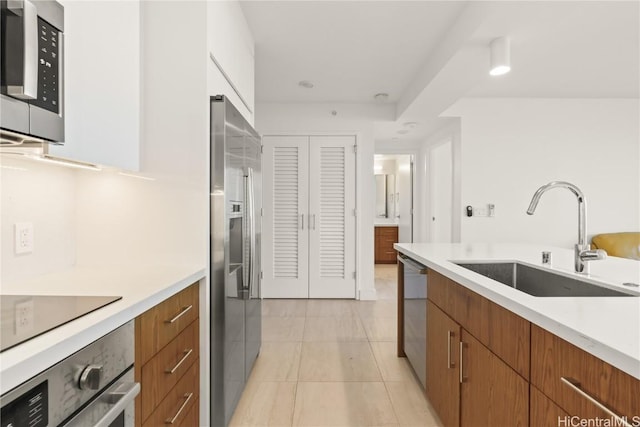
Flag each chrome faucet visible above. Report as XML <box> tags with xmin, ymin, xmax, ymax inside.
<box><xmin>526</xmin><ymin>181</ymin><xmax>606</xmax><ymax>274</ymax></box>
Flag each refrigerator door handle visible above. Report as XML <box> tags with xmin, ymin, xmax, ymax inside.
<box><xmin>242</xmin><ymin>173</ymin><xmax>250</xmax><ymax>298</ymax></box>
<box><xmin>244</xmin><ymin>167</ymin><xmax>256</xmax><ymax>300</ymax></box>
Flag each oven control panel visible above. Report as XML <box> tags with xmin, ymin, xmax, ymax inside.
<box><xmin>0</xmin><ymin>321</ymin><xmax>133</xmax><ymax>427</ymax></box>
<box><xmin>0</xmin><ymin>381</ymin><xmax>48</xmax><ymax>427</ymax></box>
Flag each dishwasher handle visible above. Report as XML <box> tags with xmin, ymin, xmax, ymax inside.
<box><xmin>398</xmin><ymin>254</ymin><xmax>428</xmax><ymax>275</ymax></box>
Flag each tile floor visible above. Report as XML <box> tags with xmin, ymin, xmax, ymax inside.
<box><xmin>229</xmin><ymin>264</ymin><xmax>443</xmax><ymax>427</ymax></box>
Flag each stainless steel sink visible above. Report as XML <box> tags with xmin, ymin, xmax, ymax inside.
<box><xmin>455</xmin><ymin>262</ymin><xmax>637</xmax><ymax>297</ymax></box>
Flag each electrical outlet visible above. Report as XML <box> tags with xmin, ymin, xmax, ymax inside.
<box><xmin>14</xmin><ymin>222</ymin><xmax>34</xmax><ymax>254</ymax></box>
<box><xmin>15</xmin><ymin>299</ymin><xmax>35</xmax><ymax>335</ymax></box>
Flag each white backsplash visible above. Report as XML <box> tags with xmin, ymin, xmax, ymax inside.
<box><xmin>1</xmin><ymin>156</ymin><xmax>78</xmax><ymax>285</ymax></box>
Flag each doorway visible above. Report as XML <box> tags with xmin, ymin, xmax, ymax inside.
<box><xmin>373</xmin><ymin>154</ymin><xmax>414</xmax><ymax>264</ymax></box>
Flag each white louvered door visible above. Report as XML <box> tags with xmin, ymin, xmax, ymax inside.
<box><xmin>308</xmin><ymin>136</ymin><xmax>356</xmax><ymax>298</ymax></box>
<box><xmin>262</xmin><ymin>135</ymin><xmax>357</xmax><ymax>299</ymax></box>
<box><xmin>262</xmin><ymin>136</ymin><xmax>310</xmax><ymax>298</ymax></box>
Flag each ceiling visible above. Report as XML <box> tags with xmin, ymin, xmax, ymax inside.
<box><xmin>240</xmin><ymin>1</ymin><xmax>639</xmax><ymax>143</ymax></box>
<box><xmin>241</xmin><ymin>1</ymin><xmax>465</xmax><ymax>104</ymax></box>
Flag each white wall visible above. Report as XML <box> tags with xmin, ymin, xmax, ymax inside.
<box><xmin>0</xmin><ymin>157</ymin><xmax>77</xmax><ymax>285</ymax></box>
<box><xmin>256</xmin><ymin>102</ymin><xmax>395</xmax><ymax>300</ymax></box>
<box><xmin>445</xmin><ymin>98</ymin><xmax>640</xmax><ymax>247</ymax></box>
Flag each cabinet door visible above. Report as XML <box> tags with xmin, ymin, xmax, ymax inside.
<box><xmin>460</xmin><ymin>330</ymin><xmax>529</xmax><ymax>427</ymax></box>
<box><xmin>308</xmin><ymin>136</ymin><xmax>356</xmax><ymax>298</ymax></box>
<box><xmin>262</xmin><ymin>136</ymin><xmax>310</xmax><ymax>298</ymax></box>
<box><xmin>530</xmin><ymin>385</ymin><xmax>569</xmax><ymax>427</ymax></box>
<box><xmin>426</xmin><ymin>301</ymin><xmax>460</xmax><ymax>427</ymax></box>
<box><xmin>50</xmin><ymin>0</ymin><xmax>141</xmax><ymax>170</ymax></box>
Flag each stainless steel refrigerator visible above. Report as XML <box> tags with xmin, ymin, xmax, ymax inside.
<box><xmin>210</xmin><ymin>95</ymin><xmax>261</xmax><ymax>426</ymax></box>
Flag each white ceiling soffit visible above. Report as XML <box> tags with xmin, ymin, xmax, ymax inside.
<box><xmin>240</xmin><ymin>1</ymin><xmax>467</xmax><ymax>104</ymax></box>
<box><xmin>241</xmin><ymin>1</ymin><xmax>639</xmax><ymax>143</ymax></box>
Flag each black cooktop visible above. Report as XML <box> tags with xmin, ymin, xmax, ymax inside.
<box><xmin>0</xmin><ymin>295</ymin><xmax>122</xmax><ymax>352</ymax></box>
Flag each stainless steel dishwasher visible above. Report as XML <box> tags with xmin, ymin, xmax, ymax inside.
<box><xmin>399</xmin><ymin>254</ymin><xmax>428</xmax><ymax>387</ymax></box>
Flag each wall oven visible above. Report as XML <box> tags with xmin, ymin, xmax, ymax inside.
<box><xmin>399</xmin><ymin>253</ymin><xmax>428</xmax><ymax>388</ymax></box>
<box><xmin>1</xmin><ymin>0</ymin><xmax>64</xmax><ymax>145</ymax></box>
<box><xmin>0</xmin><ymin>321</ymin><xmax>139</xmax><ymax>427</ymax></box>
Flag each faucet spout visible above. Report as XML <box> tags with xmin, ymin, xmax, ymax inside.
<box><xmin>526</xmin><ymin>181</ymin><xmax>587</xmax><ymax>246</ymax></box>
<box><xmin>526</xmin><ymin>181</ymin><xmax>604</xmax><ymax>273</ymax></box>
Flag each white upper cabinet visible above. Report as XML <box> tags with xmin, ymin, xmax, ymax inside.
<box><xmin>48</xmin><ymin>0</ymin><xmax>141</xmax><ymax>171</ymax></box>
<box><xmin>207</xmin><ymin>1</ymin><xmax>255</xmax><ymax>124</ymax></box>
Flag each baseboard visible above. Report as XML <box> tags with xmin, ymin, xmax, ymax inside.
<box><xmin>358</xmin><ymin>288</ymin><xmax>378</xmax><ymax>301</ymax></box>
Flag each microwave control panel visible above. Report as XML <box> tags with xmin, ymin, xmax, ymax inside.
<box><xmin>30</xmin><ymin>18</ymin><xmax>60</xmax><ymax>114</ymax></box>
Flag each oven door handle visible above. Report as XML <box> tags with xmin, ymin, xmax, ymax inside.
<box><xmin>63</xmin><ymin>379</ymin><xmax>140</xmax><ymax>427</ymax></box>
<box><xmin>95</xmin><ymin>382</ymin><xmax>140</xmax><ymax>427</ymax></box>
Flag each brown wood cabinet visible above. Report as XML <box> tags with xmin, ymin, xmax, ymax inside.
<box><xmin>401</xmin><ymin>265</ymin><xmax>640</xmax><ymax>427</ymax></box>
<box><xmin>426</xmin><ymin>301</ymin><xmax>460</xmax><ymax>427</ymax></box>
<box><xmin>530</xmin><ymin>385</ymin><xmax>570</xmax><ymax>427</ymax></box>
<box><xmin>531</xmin><ymin>324</ymin><xmax>640</xmax><ymax>424</ymax></box>
<box><xmin>375</xmin><ymin>226</ymin><xmax>398</xmax><ymax>264</ymax></box>
<box><xmin>460</xmin><ymin>330</ymin><xmax>529</xmax><ymax>427</ymax></box>
<box><xmin>428</xmin><ymin>270</ymin><xmax>530</xmax><ymax>380</ymax></box>
<box><xmin>135</xmin><ymin>283</ymin><xmax>200</xmax><ymax>427</ymax></box>
<box><xmin>421</xmin><ymin>270</ymin><xmax>530</xmax><ymax>426</ymax></box>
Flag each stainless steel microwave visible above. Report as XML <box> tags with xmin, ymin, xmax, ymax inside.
<box><xmin>0</xmin><ymin>0</ymin><xmax>64</xmax><ymax>145</ymax></box>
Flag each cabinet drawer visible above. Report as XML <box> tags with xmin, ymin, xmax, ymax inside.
<box><xmin>428</xmin><ymin>270</ymin><xmax>530</xmax><ymax>380</ymax></box>
<box><xmin>142</xmin><ymin>361</ymin><xmax>199</xmax><ymax>427</ymax></box>
<box><xmin>378</xmin><ymin>227</ymin><xmax>398</xmax><ymax>235</ymax></box>
<box><xmin>180</xmin><ymin>397</ymin><xmax>199</xmax><ymax>427</ymax></box>
<box><xmin>141</xmin><ymin>320</ymin><xmax>199</xmax><ymax>422</ymax></box>
<box><xmin>138</xmin><ymin>283</ymin><xmax>199</xmax><ymax>365</ymax></box>
<box><xmin>531</xmin><ymin>325</ymin><xmax>640</xmax><ymax>421</ymax></box>
<box><xmin>380</xmin><ymin>238</ymin><xmax>397</xmax><ymax>247</ymax></box>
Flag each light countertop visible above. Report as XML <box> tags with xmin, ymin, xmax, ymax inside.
<box><xmin>394</xmin><ymin>243</ymin><xmax>640</xmax><ymax>380</ymax></box>
<box><xmin>0</xmin><ymin>264</ymin><xmax>206</xmax><ymax>393</ymax></box>
<box><xmin>374</xmin><ymin>223</ymin><xmax>398</xmax><ymax>227</ymax></box>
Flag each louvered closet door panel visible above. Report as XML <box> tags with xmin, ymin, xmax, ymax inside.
<box><xmin>308</xmin><ymin>136</ymin><xmax>356</xmax><ymax>298</ymax></box>
<box><xmin>262</xmin><ymin>136</ymin><xmax>310</xmax><ymax>298</ymax></box>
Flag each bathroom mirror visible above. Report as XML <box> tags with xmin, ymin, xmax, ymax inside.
<box><xmin>375</xmin><ymin>174</ymin><xmax>387</xmax><ymax>217</ymax></box>
<box><xmin>375</xmin><ymin>174</ymin><xmax>396</xmax><ymax>218</ymax></box>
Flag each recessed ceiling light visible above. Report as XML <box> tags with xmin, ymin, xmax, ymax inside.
<box><xmin>397</xmin><ymin>130</ymin><xmax>409</xmax><ymax>135</ymax></box>
<box><xmin>374</xmin><ymin>93</ymin><xmax>389</xmax><ymax>103</ymax></box>
<box><xmin>403</xmin><ymin>122</ymin><xmax>418</xmax><ymax>129</ymax></box>
<box><xmin>299</xmin><ymin>80</ymin><xmax>314</xmax><ymax>89</ymax></box>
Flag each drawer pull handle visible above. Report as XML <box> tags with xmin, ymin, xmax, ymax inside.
<box><xmin>459</xmin><ymin>342</ymin><xmax>466</xmax><ymax>383</ymax></box>
<box><xmin>165</xmin><ymin>392</ymin><xmax>194</xmax><ymax>424</ymax></box>
<box><xmin>560</xmin><ymin>377</ymin><xmax>632</xmax><ymax>427</ymax></box>
<box><xmin>165</xmin><ymin>305</ymin><xmax>193</xmax><ymax>324</ymax></box>
<box><xmin>446</xmin><ymin>331</ymin><xmax>454</xmax><ymax>369</ymax></box>
<box><xmin>165</xmin><ymin>349</ymin><xmax>193</xmax><ymax>374</ymax></box>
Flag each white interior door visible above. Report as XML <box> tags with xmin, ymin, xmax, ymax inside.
<box><xmin>429</xmin><ymin>140</ymin><xmax>453</xmax><ymax>242</ymax></box>
<box><xmin>308</xmin><ymin>136</ymin><xmax>357</xmax><ymax>298</ymax></box>
<box><xmin>262</xmin><ymin>136</ymin><xmax>310</xmax><ymax>298</ymax></box>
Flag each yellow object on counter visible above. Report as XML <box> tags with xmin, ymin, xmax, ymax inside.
<box><xmin>591</xmin><ymin>232</ymin><xmax>640</xmax><ymax>260</ymax></box>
